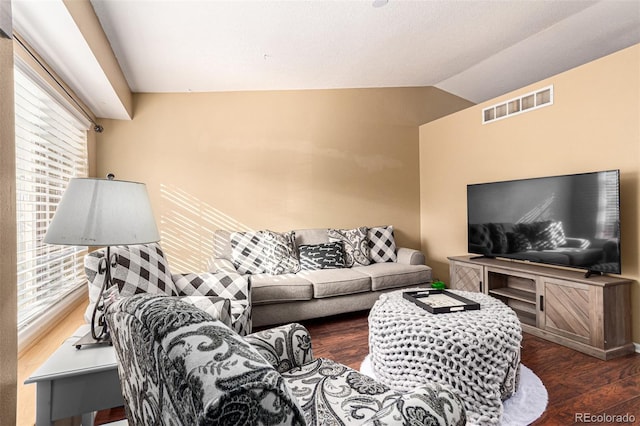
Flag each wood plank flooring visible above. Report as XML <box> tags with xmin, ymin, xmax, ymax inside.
<box><xmin>97</xmin><ymin>310</ymin><xmax>640</xmax><ymax>425</ymax></box>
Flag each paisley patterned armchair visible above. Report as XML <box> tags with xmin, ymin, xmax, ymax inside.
<box><xmin>106</xmin><ymin>294</ymin><xmax>466</xmax><ymax>425</ymax></box>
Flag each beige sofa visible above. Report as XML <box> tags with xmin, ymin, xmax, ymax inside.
<box><xmin>211</xmin><ymin>228</ymin><xmax>432</xmax><ymax>327</ymax></box>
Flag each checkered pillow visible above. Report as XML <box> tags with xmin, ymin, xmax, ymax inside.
<box><xmin>112</xmin><ymin>243</ymin><xmax>178</xmax><ymax>296</ymax></box>
<box><xmin>172</xmin><ymin>272</ymin><xmax>250</xmax><ymax>301</ymax></box>
<box><xmin>368</xmin><ymin>226</ymin><xmax>397</xmax><ymax>263</ymax></box>
<box><xmin>230</xmin><ymin>231</ymin><xmax>268</xmax><ymax>274</ymax></box>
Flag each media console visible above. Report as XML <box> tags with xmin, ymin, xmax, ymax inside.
<box><xmin>448</xmin><ymin>255</ymin><xmax>634</xmax><ymax>360</ymax></box>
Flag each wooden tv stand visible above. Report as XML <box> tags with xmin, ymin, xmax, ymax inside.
<box><xmin>448</xmin><ymin>255</ymin><xmax>634</xmax><ymax>360</ymax></box>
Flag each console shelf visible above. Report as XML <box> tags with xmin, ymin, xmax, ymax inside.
<box><xmin>489</xmin><ymin>287</ymin><xmax>535</xmax><ymax>304</ymax></box>
<box><xmin>448</xmin><ymin>255</ymin><xmax>634</xmax><ymax>360</ymax></box>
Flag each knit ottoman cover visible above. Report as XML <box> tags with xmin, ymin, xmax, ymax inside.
<box><xmin>369</xmin><ymin>289</ymin><xmax>522</xmax><ymax>425</ymax></box>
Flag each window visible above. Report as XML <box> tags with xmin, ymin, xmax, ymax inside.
<box><xmin>14</xmin><ymin>59</ymin><xmax>89</xmax><ymax>335</ymax></box>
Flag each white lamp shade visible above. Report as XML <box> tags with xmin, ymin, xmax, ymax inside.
<box><xmin>44</xmin><ymin>178</ymin><xmax>160</xmax><ymax>246</ymax></box>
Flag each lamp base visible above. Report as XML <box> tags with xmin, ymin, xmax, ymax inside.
<box><xmin>73</xmin><ymin>330</ymin><xmax>112</xmax><ymax>349</ymax></box>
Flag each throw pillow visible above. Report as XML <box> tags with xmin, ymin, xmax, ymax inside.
<box><xmin>468</xmin><ymin>224</ymin><xmax>493</xmax><ymax>253</ymax></box>
<box><xmin>367</xmin><ymin>226</ymin><xmax>397</xmax><ymax>263</ymax></box>
<box><xmin>327</xmin><ymin>227</ymin><xmax>370</xmax><ymax>267</ymax></box>
<box><xmin>487</xmin><ymin>223</ymin><xmax>508</xmax><ymax>254</ymax></box>
<box><xmin>261</xmin><ymin>230</ymin><xmax>301</xmax><ymax>275</ymax></box>
<box><xmin>298</xmin><ymin>242</ymin><xmax>346</xmax><ymax>270</ymax></box>
<box><xmin>112</xmin><ymin>242</ymin><xmax>178</xmax><ymax>296</ymax></box>
<box><xmin>533</xmin><ymin>221</ymin><xmax>566</xmax><ymax>250</ymax></box>
<box><xmin>506</xmin><ymin>232</ymin><xmax>532</xmax><ymax>252</ymax></box>
<box><xmin>230</xmin><ymin>231</ymin><xmax>267</xmax><ymax>274</ymax></box>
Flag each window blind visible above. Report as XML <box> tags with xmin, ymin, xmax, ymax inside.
<box><xmin>14</xmin><ymin>62</ymin><xmax>89</xmax><ymax>333</ymax></box>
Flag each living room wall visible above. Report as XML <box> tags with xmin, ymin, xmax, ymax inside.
<box><xmin>419</xmin><ymin>44</ymin><xmax>640</xmax><ymax>342</ymax></box>
<box><xmin>96</xmin><ymin>86</ymin><xmax>471</xmax><ymax>272</ymax></box>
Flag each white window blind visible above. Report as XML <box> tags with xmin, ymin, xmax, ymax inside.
<box><xmin>14</xmin><ymin>62</ymin><xmax>89</xmax><ymax>333</ymax></box>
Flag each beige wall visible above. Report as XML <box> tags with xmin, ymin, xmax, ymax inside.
<box><xmin>419</xmin><ymin>44</ymin><xmax>640</xmax><ymax>342</ymax></box>
<box><xmin>96</xmin><ymin>87</ymin><xmax>472</xmax><ymax>272</ymax></box>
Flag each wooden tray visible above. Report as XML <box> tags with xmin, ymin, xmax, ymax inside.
<box><xmin>403</xmin><ymin>289</ymin><xmax>480</xmax><ymax>314</ymax></box>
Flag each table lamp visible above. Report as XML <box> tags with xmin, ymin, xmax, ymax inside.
<box><xmin>44</xmin><ymin>174</ymin><xmax>160</xmax><ymax>347</ymax></box>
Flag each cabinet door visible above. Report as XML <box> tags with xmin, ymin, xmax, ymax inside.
<box><xmin>449</xmin><ymin>261</ymin><xmax>484</xmax><ymax>293</ymax></box>
<box><xmin>539</xmin><ymin>277</ymin><xmax>594</xmax><ymax>345</ymax></box>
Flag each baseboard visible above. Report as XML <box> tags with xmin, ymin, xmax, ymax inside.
<box><xmin>634</xmin><ymin>342</ymin><xmax>640</xmax><ymax>354</ymax></box>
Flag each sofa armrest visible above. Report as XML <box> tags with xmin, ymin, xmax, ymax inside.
<box><xmin>396</xmin><ymin>247</ymin><xmax>426</xmax><ymax>265</ymax></box>
<box><xmin>245</xmin><ymin>323</ymin><xmax>314</xmax><ymax>373</ymax></box>
<box><xmin>562</xmin><ymin>237</ymin><xmax>591</xmax><ymax>249</ymax></box>
<box><xmin>365</xmin><ymin>383</ymin><xmax>466</xmax><ymax>425</ymax></box>
<box><xmin>209</xmin><ymin>257</ymin><xmax>239</xmax><ymax>274</ymax></box>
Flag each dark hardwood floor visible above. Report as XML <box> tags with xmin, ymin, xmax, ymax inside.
<box><xmin>97</xmin><ymin>310</ymin><xmax>640</xmax><ymax>425</ymax></box>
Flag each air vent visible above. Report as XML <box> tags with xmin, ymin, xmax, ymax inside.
<box><xmin>482</xmin><ymin>85</ymin><xmax>553</xmax><ymax>124</ymax></box>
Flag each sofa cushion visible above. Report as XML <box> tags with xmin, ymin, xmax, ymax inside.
<box><xmin>299</xmin><ymin>268</ymin><xmax>371</xmax><ymax>298</ymax></box>
<box><xmin>368</xmin><ymin>225</ymin><xmax>397</xmax><ymax>263</ymax></box>
<box><xmin>328</xmin><ymin>227</ymin><xmax>371</xmax><ymax>267</ymax></box>
<box><xmin>230</xmin><ymin>231</ymin><xmax>268</xmax><ymax>274</ymax></box>
<box><xmin>353</xmin><ymin>262</ymin><xmax>432</xmax><ymax>291</ymax></box>
<box><xmin>298</xmin><ymin>242</ymin><xmax>346</xmax><ymax>270</ymax></box>
<box><xmin>262</xmin><ymin>230</ymin><xmax>300</xmax><ymax>274</ymax></box>
<box><xmin>250</xmin><ymin>273</ymin><xmax>314</xmax><ymax>305</ymax></box>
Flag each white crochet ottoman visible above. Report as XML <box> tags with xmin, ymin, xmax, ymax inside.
<box><xmin>368</xmin><ymin>289</ymin><xmax>522</xmax><ymax>425</ymax></box>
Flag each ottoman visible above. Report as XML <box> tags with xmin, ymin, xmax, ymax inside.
<box><xmin>368</xmin><ymin>289</ymin><xmax>522</xmax><ymax>425</ymax></box>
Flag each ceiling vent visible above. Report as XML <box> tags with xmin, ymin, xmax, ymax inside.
<box><xmin>482</xmin><ymin>85</ymin><xmax>553</xmax><ymax>124</ymax></box>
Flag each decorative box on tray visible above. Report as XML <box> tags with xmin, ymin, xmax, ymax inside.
<box><xmin>403</xmin><ymin>289</ymin><xmax>480</xmax><ymax>314</ymax></box>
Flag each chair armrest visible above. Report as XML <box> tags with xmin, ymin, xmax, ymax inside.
<box><xmin>365</xmin><ymin>383</ymin><xmax>466</xmax><ymax>425</ymax></box>
<box><xmin>396</xmin><ymin>247</ymin><xmax>426</xmax><ymax>265</ymax></box>
<box><xmin>245</xmin><ymin>323</ymin><xmax>314</xmax><ymax>373</ymax></box>
<box><xmin>209</xmin><ymin>257</ymin><xmax>239</xmax><ymax>274</ymax></box>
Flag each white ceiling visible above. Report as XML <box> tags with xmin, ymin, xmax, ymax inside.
<box><xmin>12</xmin><ymin>0</ymin><xmax>640</xmax><ymax>120</ymax></box>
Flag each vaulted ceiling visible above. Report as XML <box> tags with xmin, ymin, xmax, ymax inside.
<box><xmin>12</xmin><ymin>0</ymin><xmax>640</xmax><ymax>120</ymax></box>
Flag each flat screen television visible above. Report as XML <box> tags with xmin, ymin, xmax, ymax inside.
<box><xmin>467</xmin><ymin>170</ymin><xmax>621</xmax><ymax>276</ymax></box>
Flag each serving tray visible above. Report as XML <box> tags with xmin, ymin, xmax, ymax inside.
<box><xmin>403</xmin><ymin>289</ymin><xmax>480</xmax><ymax>314</ymax></box>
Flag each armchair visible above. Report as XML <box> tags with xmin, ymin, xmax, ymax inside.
<box><xmin>85</xmin><ymin>242</ymin><xmax>251</xmax><ymax>335</ymax></box>
<box><xmin>106</xmin><ymin>294</ymin><xmax>466</xmax><ymax>425</ymax></box>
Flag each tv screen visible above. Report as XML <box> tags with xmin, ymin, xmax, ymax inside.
<box><xmin>467</xmin><ymin>170</ymin><xmax>621</xmax><ymax>275</ymax></box>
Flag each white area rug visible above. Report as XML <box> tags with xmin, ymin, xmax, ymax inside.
<box><xmin>360</xmin><ymin>355</ymin><xmax>548</xmax><ymax>426</ymax></box>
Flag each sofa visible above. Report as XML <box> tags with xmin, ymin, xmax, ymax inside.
<box><xmin>468</xmin><ymin>220</ymin><xmax>620</xmax><ymax>272</ymax></box>
<box><xmin>210</xmin><ymin>226</ymin><xmax>433</xmax><ymax>327</ymax></box>
<box><xmin>106</xmin><ymin>294</ymin><xmax>466</xmax><ymax>425</ymax></box>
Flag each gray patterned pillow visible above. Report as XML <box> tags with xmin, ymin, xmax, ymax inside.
<box><xmin>328</xmin><ymin>227</ymin><xmax>371</xmax><ymax>267</ymax></box>
<box><xmin>368</xmin><ymin>226</ymin><xmax>397</xmax><ymax>263</ymax></box>
<box><xmin>262</xmin><ymin>230</ymin><xmax>300</xmax><ymax>275</ymax></box>
<box><xmin>299</xmin><ymin>242</ymin><xmax>346</xmax><ymax>270</ymax></box>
